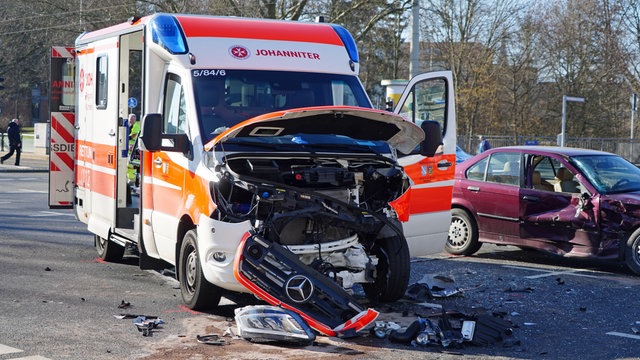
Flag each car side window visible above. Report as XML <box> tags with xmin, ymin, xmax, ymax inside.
<box><xmin>486</xmin><ymin>152</ymin><xmax>521</xmax><ymax>186</ymax></box>
<box><xmin>527</xmin><ymin>156</ymin><xmax>556</xmax><ymax>191</ymax></box>
<box><xmin>466</xmin><ymin>157</ymin><xmax>488</xmax><ymax>181</ymax></box>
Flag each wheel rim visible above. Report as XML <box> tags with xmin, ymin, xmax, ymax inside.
<box><xmin>184</xmin><ymin>247</ymin><xmax>198</xmax><ymax>294</ymax></box>
<box><xmin>96</xmin><ymin>237</ymin><xmax>107</xmax><ymax>253</ymax></box>
<box><xmin>633</xmin><ymin>238</ymin><xmax>640</xmax><ymax>265</ymax></box>
<box><xmin>448</xmin><ymin>216</ymin><xmax>470</xmax><ymax>249</ymax></box>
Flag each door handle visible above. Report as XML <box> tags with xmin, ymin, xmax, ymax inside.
<box><xmin>523</xmin><ymin>195</ymin><xmax>539</xmax><ymax>202</ymax></box>
<box><xmin>153</xmin><ymin>157</ymin><xmax>163</xmax><ymax>166</ymax></box>
<box><xmin>108</xmin><ymin>129</ymin><xmax>116</xmax><ymax>137</ymax></box>
<box><xmin>467</xmin><ymin>186</ymin><xmax>480</xmax><ymax>192</ymax></box>
<box><xmin>437</xmin><ymin>161</ymin><xmax>453</xmax><ymax>169</ymax></box>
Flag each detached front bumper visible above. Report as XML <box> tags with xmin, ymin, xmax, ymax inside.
<box><xmin>233</xmin><ymin>231</ymin><xmax>378</xmax><ymax>337</ymax></box>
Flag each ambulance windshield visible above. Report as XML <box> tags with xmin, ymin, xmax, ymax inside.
<box><xmin>192</xmin><ymin>70</ymin><xmax>372</xmax><ymax>143</ymax></box>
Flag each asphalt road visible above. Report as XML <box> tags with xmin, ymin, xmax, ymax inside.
<box><xmin>1</xmin><ymin>171</ymin><xmax>640</xmax><ymax>359</ymax></box>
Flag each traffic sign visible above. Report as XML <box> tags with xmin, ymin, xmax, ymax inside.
<box><xmin>128</xmin><ymin>97</ymin><xmax>138</xmax><ymax>109</ymax></box>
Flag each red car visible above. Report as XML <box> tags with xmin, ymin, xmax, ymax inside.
<box><xmin>447</xmin><ymin>146</ymin><xmax>640</xmax><ymax>274</ymax></box>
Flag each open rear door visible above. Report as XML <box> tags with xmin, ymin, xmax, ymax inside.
<box><xmin>392</xmin><ymin>71</ymin><xmax>457</xmax><ymax>256</ymax></box>
<box><xmin>48</xmin><ymin>46</ymin><xmax>76</xmax><ymax>209</ymax></box>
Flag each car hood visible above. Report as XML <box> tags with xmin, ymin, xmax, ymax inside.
<box><xmin>204</xmin><ymin>106</ymin><xmax>424</xmax><ymax>154</ymax></box>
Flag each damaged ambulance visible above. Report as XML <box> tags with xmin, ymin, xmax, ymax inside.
<box><xmin>48</xmin><ymin>13</ymin><xmax>457</xmax><ymax>336</ymax></box>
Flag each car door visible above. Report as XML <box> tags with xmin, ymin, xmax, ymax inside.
<box><xmin>392</xmin><ymin>71</ymin><xmax>457</xmax><ymax>256</ymax></box>
<box><xmin>519</xmin><ymin>153</ymin><xmax>597</xmax><ymax>245</ymax></box>
<box><xmin>460</xmin><ymin>150</ymin><xmax>521</xmax><ymax>241</ymax></box>
<box><xmin>149</xmin><ymin>72</ymin><xmax>188</xmax><ymax>261</ymax></box>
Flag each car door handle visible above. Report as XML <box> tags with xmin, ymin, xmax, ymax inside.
<box><xmin>437</xmin><ymin>161</ymin><xmax>453</xmax><ymax>169</ymax></box>
<box><xmin>153</xmin><ymin>157</ymin><xmax>163</xmax><ymax>166</ymax></box>
<box><xmin>523</xmin><ymin>195</ymin><xmax>539</xmax><ymax>202</ymax></box>
<box><xmin>467</xmin><ymin>186</ymin><xmax>480</xmax><ymax>192</ymax></box>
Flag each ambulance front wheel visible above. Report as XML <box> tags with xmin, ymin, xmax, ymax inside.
<box><xmin>362</xmin><ymin>234</ymin><xmax>410</xmax><ymax>303</ymax></box>
<box><xmin>178</xmin><ymin>229</ymin><xmax>222</xmax><ymax>310</ymax></box>
<box><xmin>95</xmin><ymin>235</ymin><xmax>125</xmax><ymax>262</ymax></box>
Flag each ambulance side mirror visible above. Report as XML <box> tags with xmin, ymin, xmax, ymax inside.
<box><xmin>140</xmin><ymin>113</ymin><xmax>191</xmax><ymax>156</ymax></box>
<box><xmin>139</xmin><ymin>113</ymin><xmax>163</xmax><ymax>151</ymax></box>
<box><xmin>419</xmin><ymin>120</ymin><xmax>444</xmax><ymax>157</ymax></box>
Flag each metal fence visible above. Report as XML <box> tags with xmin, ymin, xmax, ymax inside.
<box><xmin>458</xmin><ymin>135</ymin><xmax>640</xmax><ymax>163</ymax></box>
<box><xmin>2</xmin><ymin>131</ymin><xmax>639</xmax><ymax>163</ymax></box>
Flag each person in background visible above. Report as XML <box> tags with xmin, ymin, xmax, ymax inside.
<box><xmin>477</xmin><ymin>135</ymin><xmax>491</xmax><ymax>154</ymax></box>
<box><xmin>127</xmin><ymin>113</ymin><xmax>141</xmax><ymax>186</ymax></box>
<box><xmin>128</xmin><ymin>113</ymin><xmax>140</xmax><ymax>153</ymax></box>
<box><xmin>1</xmin><ymin>118</ymin><xmax>22</xmax><ymax>166</ymax></box>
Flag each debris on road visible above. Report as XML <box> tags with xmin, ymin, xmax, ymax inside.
<box><xmin>196</xmin><ymin>334</ymin><xmax>226</xmax><ymax>345</ymax></box>
<box><xmin>234</xmin><ymin>305</ymin><xmax>316</xmax><ymax>346</ymax></box>
<box><xmin>132</xmin><ymin>316</ymin><xmax>165</xmax><ymax>337</ymax></box>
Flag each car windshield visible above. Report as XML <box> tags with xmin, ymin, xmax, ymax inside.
<box><xmin>571</xmin><ymin>154</ymin><xmax>640</xmax><ymax>194</ymax></box>
<box><xmin>192</xmin><ymin>69</ymin><xmax>372</xmax><ymax>143</ymax></box>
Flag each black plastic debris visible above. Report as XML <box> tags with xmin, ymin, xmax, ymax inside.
<box><xmin>118</xmin><ymin>300</ymin><xmax>131</xmax><ymax>309</ymax></box>
<box><xmin>196</xmin><ymin>334</ymin><xmax>226</xmax><ymax>345</ymax></box>
<box><xmin>470</xmin><ymin>314</ymin><xmax>513</xmax><ymax>346</ymax></box>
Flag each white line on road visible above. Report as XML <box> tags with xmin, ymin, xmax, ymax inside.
<box><xmin>0</xmin><ymin>343</ymin><xmax>22</xmax><ymax>355</ymax></box>
<box><xmin>502</xmin><ymin>265</ymin><xmax>600</xmax><ymax>279</ymax></box>
<box><xmin>29</xmin><ymin>211</ymin><xmax>75</xmax><ymax>217</ymax></box>
<box><xmin>16</xmin><ymin>189</ymin><xmax>47</xmax><ymax>194</ymax></box>
<box><xmin>606</xmin><ymin>332</ymin><xmax>640</xmax><ymax>340</ymax></box>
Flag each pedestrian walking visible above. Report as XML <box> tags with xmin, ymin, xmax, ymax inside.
<box><xmin>1</xmin><ymin>118</ymin><xmax>22</xmax><ymax>166</ymax></box>
<box><xmin>476</xmin><ymin>135</ymin><xmax>491</xmax><ymax>154</ymax></box>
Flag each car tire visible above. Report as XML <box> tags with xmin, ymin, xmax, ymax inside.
<box><xmin>625</xmin><ymin>228</ymin><xmax>640</xmax><ymax>275</ymax></box>
<box><xmin>446</xmin><ymin>208</ymin><xmax>481</xmax><ymax>255</ymax></box>
<box><xmin>178</xmin><ymin>229</ymin><xmax>222</xmax><ymax>310</ymax></box>
<box><xmin>362</xmin><ymin>235</ymin><xmax>410</xmax><ymax>303</ymax></box>
<box><xmin>95</xmin><ymin>234</ymin><xmax>125</xmax><ymax>262</ymax></box>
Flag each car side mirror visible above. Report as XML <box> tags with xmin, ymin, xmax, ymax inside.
<box><xmin>140</xmin><ymin>113</ymin><xmax>191</xmax><ymax>156</ymax></box>
<box><xmin>419</xmin><ymin>120</ymin><xmax>444</xmax><ymax>157</ymax></box>
<box><xmin>139</xmin><ymin>113</ymin><xmax>162</xmax><ymax>151</ymax></box>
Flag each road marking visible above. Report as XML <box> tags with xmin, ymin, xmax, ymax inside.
<box><xmin>606</xmin><ymin>331</ymin><xmax>640</xmax><ymax>340</ymax></box>
<box><xmin>0</xmin><ymin>344</ymin><xmax>52</xmax><ymax>359</ymax></box>
<box><xmin>16</xmin><ymin>189</ymin><xmax>48</xmax><ymax>194</ymax></box>
<box><xmin>28</xmin><ymin>211</ymin><xmax>75</xmax><ymax>217</ymax></box>
<box><xmin>502</xmin><ymin>265</ymin><xmax>601</xmax><ymax>279</ymax></box>
<box><xmin>0</xmin><ymin>344</ymin><xmax>22</xmax><ymax>355</ymax></box>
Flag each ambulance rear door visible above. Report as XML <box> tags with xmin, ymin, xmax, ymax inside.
<box><xmin>49</xmin><ymin>46</ymin><xmax>76</xmax><ymax>209</ymax></box>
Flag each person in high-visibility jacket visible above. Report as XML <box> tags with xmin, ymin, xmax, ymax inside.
<box><xmin>127</xmin><ymin>113</ymin><xmax>140</xmax><ymax>184</ymax></box>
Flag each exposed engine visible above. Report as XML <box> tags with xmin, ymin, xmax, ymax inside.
<box><xmin>211</xmin><ymin>154</ymin><xmax>408</xmax><ymax>292</ymax></box>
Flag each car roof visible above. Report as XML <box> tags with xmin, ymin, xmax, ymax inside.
<box><xmin>484</xmin><ymin>146</ymin><xmax>614</xmax><ymax>157</ymax></box>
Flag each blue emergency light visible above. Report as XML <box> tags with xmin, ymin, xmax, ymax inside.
<box><xmin>331</xmin><ymin>25</ymin><xmax>359</xmax><ymax>64</ymax></box>
<box><xmin>150</xmin><ymin>14</ymin><xmax>188</xmax><ymax>55</ymax></box>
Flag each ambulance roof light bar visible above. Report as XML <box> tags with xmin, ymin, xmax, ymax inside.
<box><xmin>150</xmin><ymin>14</ymin><xmax>188</xmax><ymax>55</ymax></box>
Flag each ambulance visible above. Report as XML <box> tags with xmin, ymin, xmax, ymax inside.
<box><xmin>48</xmin><ymin>13</ymin><xmax>456</xmax><ymax>336</ymax></box>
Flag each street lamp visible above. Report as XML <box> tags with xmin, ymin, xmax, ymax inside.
<box><xmin>560</xmin><ymin>95</ymin><xmax>585</xmax><ymax>147</ymax></box>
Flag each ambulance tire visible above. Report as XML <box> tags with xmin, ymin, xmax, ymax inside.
<box><xmin>362</xmin><ymin>235</ymin><xmax>410</xmax><ymax>303</ymax></box>
<box><xmin>178</xmin><ymin>230</ymin><xmax>222</xmax><ymax>310</ymax></box>
<box><xmin>95</xmin><ymin>235</ymin><xmax>125</xmax><ymax>262</ymax></box>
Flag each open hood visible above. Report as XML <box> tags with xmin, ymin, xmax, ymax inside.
<box><xmin>205</xmin><ymin>106</ymin><xmax>424</xmax><ymax>154</ymax></box>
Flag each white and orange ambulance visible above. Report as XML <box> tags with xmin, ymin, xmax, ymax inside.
<box><xmin>49</xmin><ymin>13</ymin><xmax>456</xmax><ymax>336</ymax></box>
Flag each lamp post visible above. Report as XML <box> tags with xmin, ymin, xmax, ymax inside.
<box><xmin>560</xmin><ymin>95</ymin><xmax>585</xmax><ymax>147</ymax></box>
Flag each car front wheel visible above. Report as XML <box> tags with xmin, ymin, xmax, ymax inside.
<box><xmin>625</xmin><ymin>228</ymin><xmax>640</xmax><ymax>275</ymax></box>
<box><xmin>446</xmin><ymin>208</ymin><xmax>481</xmax><ymax>255</ymax></box>
<box><xmin>178</xmin><ymin>229</ymin><xmax>222</xmax><ymax>310</ymax></box>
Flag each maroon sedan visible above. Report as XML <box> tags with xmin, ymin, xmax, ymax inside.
<box><xmin>447</xmin><ymin>146</ymin><xmax>640</xmax><ymax>274</ymax></box>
